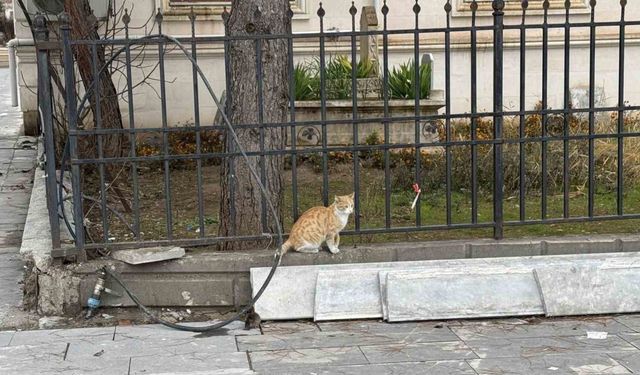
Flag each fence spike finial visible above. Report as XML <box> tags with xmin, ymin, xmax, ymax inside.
<box><xmin>470</xmin><ymin>0</ymin><xmax>478</xmax><ymax>12</ymax></box>
<box><xmin>155</xmin><ymin>7</ymin><xmax>164</xmax><ymax>29</ymax></box>
<box><xmin>589</xmin><ymin>0</ymin><xmax>596</xmax><ymax>8</ymax></box>
<box><xmin>317</xmin><ymin>2</ymin><xmax>325</xmax><ymax>18</ymax></box>
<box><xmin>522</xmin><ymin>0</ymin><xmax>529</xmax><ymax>10</ymax></box>
<box><xmin>620</xmin><ymin>0</ymin><xmax>626</xmax><ymax>7</ymax></box>
<box><xmin>443</xmin><ymin>0</ymin><xmax>451</xmax><ymax>14</ymax></box>
<box><xmin>349</xmin><ymin>1</ymin><xmax>357</xmax><ymax>16</ymax></box>
<box><xmin>34</xmin><ymin>13</ymin><xmax>49</xmax><ymax>41</ymax></box>
<box><xmin>492</xmin><ymin>0</ymin><xmax>505</xmax><ymax>12</ymax></box>
<box><xmin>543</xmin><ymin>0</ymin><xmax>550</xmax><ymax>10</ymax></box>
<box><xmin>188</xmin><ymin>6</ymin><xmax>196</xmax><ymax>22</ymax></box>
<box><xmin>565</xmin><ymin>0</ymin><xmax>571</xmax><ymax>9</ymax></box>
<box><xmin>122</xmin><ymin>8</ymin><xmax>130</xmax><ymax>26</ymax></box>
<box><xmin>381</xmin><ymin>0</ymin><xmax>388</xmax><ymax>16</ymax></box>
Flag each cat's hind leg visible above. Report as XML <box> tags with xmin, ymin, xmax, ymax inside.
<box><xmin>294</xmin><ymin>242</ymin><xmax>320</xmax><ymax>253</ymax></box>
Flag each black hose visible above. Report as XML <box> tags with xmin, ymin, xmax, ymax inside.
<box><xmin>56</xmin><ymin>34</ymin><xmax>286</xmax><ymax>332</ymax></box>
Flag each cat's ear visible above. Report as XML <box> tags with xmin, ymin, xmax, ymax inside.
<box><xmin>334</xmin><ymin>195</ymin><xmax>339</xmax><ymax>203</ymax></box>
<box><xmin>350</xmin><ymin>192</ymin><xmax>355</xmax><ymax>199</ymax></box>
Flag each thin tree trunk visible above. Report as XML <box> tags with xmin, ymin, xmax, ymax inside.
<box><xmin>218</xmin><ymin>0</ymin><xmax>291</xmax><ymax>250</ymax></box>
<box><xmin>64</xmin><ymin>0</ymin><xmax>123</xmax><ymax>159</ymax></box>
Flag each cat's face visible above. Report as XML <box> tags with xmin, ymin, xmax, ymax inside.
<box><xmin>334</xmin><ymin>193</ymin><xmax>355</xmax><ymax>215</ymax></box>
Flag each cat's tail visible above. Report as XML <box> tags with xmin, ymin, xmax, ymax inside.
<box><xmin>275</xmin><ymin>240</ymin><xmax>292</xmax><ymax>264</ymax></box>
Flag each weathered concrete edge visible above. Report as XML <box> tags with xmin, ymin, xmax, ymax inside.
<box><xmin>20</xmin><ymin>166</ymin><xmax>53</xmax><ymax>270</ymax></box>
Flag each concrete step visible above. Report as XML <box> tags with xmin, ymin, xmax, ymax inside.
<box><xmin>251</xmin><ymin>252</ymin><xmax>640</xmax><ymax>322</ymax></box>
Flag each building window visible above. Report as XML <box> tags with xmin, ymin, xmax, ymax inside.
<box><xmin>160</xmin><ymin>0</ymin><xmax>307</xmax><ymax>18</ymax></box>
<box><xmin>455</xmin><ymin>0</ymin><xmax>588</xmax><ymax>14</ymax></box>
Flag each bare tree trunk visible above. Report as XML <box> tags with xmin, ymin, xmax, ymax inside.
<box><xmin>64</xmin><ymin>0</ymin><xmax>123</xmax><ymax>159</ymax></box>
<box><xmin>218</xmin><ymin>0</ymin><xmax>291</xmax><ymax>250</ymax></box>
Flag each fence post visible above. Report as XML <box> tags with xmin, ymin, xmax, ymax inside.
<box><xmin>59</xmin><ymin>13</ymin><xmax>86</xmax><ymax>258</ymax></box>
<box><xmin>34</xmin><ymin>14</ymin><xmax>61</xmax><ymax>250</ymax></box>
<box><xmin>492</xmin><ymin>0</ymin><xmax>505</xmax><ymax>239</ymax></box>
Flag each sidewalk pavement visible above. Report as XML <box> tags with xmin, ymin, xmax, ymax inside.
<box><xmin>3</xmin><ymin>315</ymin><xmax>640</xmax><ymax>374</ymax></box>
<box><xmin>0</xmin><ymin>67</ymin><xmax>37</xmax><ymax>330</ymax></box>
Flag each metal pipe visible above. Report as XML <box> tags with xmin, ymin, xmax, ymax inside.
<box><xmin>7</xmin><ymin>38</ymin><xmax>34</xmax><ymax>107</ymax></box>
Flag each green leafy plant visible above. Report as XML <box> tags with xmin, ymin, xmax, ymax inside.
<box><xmin>294</xmin><ymin>63</ymin><xmax>319</xmax><ymax>100</ymax></box>
<box><xmin>388</xmin><ymin>59</ymin><xmax>431</xmax><ymax>99</ymax></box>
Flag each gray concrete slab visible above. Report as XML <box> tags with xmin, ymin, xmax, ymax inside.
<box><xmin>451</xmin><ymin>317</ymin><xmax>633</xmax><ymax>340</ymax></box>
<box><xmin>261</xmin><ymin>321</ymin><xmax>320</xmax><ymax>335</ymax></box>
<box><xmin>535</xmin><ymin>266</ymin><xmax>640</xmax><ymax>316</ymax></box>
<box><xmin>466</xmin><ymin>335</ymin><xmax>637</xmax><ymax>359</ymax></box>
<box><xmin>269</xmin><ymin>361</ymin><xmax>476</xmax><ymax>375</ymax></box>
<box><xmin>248</xmin><ymin>346</ymin><xmax>368</xmax><ymax>370</ymax></box>
<box><xmin>111</xmin><ymin>246</ymin><xmax>186</xmax><ymax>265</ymax></box>
<box><xmin>10</xmin><ymin>326</ymin><xmax>116</xmax><ymax>346</ymax></box>
<box><xmin>468</xmin><ymin>353</ymin><xmax>631</xmax><ymax>374</ymax></box>
<box><xmin>359</xmin><ymin>341</ymin><xmax>477</xmax><ymax>364</ymax></box>
<box><xmin>0</xmin><ymin>343</ymin><xmax>68</xmax><ymax>370</ymax></box>
<box><xmin>314</xmin><ymin>270</ymin><xmax>383</xmax><ymax>321</ymax></box>
<box><xmin>252</xmin><ymin>252</ymin><xmax>640</xmax><ymax>321</ymax></box>
<box><xmin>386</xmin><ymin>270</ymin><xmax>544</xmax><ymax>322</ymax></box>
<box><xmin>115</xmin><ymin>321</ymin><xmax>258</xmax><ymax>340</ymax></box>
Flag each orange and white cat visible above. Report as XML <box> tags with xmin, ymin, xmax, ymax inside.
<box><xmin>281</xmin><ymin>193</ymin><xmax>354</xmax><ymax>254</ymax></box>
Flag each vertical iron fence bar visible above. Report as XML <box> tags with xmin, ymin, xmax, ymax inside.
<box><xmin>382</xmin><ymin>1</ymin><xmax>391</xmax><ymax>229</ymax></box>
<box><xmin>222</xmin><ymin>8</ymin><xmax>236</xmax><ymax>235</ymax></box>
<box><xmin>588</xmin><ymin>0</ymin><xmax>596</xmax><ymax>218</ymax></box>
<box><xmin>470</xmin><ymin>1</ymin><xmax>478</xmax><ymax>224</ymax></box>
<box><xmin>562</xmin><ymin>1</ymin><xmax>571</xmax><ymax>219</ymax></box>
<box><xmin>190</xmin><ymin>9</ymin><xmax>205</xmax><ymax>237</ymax></box>
<box><xmin>318</xmin><ymin>4</ymin><xmax>329</xmax><ymax>206</ymax></box>
<box><xmin>414</xmin><ymin>1</ymin><xmax>422</xmax><ymax>227</ymax></box>
<box><xmin>60</xmin><ymin>14</ymin><xmax>85</xmax><ymax>253</ymax></box>
<box><xmin>91</xmin><ymin>44</ymin><xmax>108</xmax><ymax>243</ymax></box>
<box><xmin>34</xmin><ymin>16</ymin><xmax>61</xmax><ymax>250</ymax></box>
<box><xmin>519</xmin><ymin>1</ymin><xmax>528</xmax><ymax>222</ymax></box>
<box><xmin>493</xmin><ymin>0</ymin><xmax>505</xmax><ymax>239</ymax></box>
<box><xmin>256</xmin><ymin>39</ymin><xmax>268</xmax><ymax>233</ymax></box>
<box><xmin>287</xmin><ymin>27</ymin><xmax>299</xmax><ymax>222</ymax></box>
<box><xmin>541</xmin><ymin>0</ymin><xmax>549</xmax><ymax>220</ymax></box>
<box><xmin>350</xmin><ymin>3</ymin><xmax>360</xmax><ymax>232</ymax></box>
<box><xmin>617</xmin><ymin>0</ymin><xmax>626</xmax><ymax>216</ymax></box>
<box><xmin>156</xmin><ymin>11</ymin><xmax>173</xmax><ymax>240</ymax></box>
<box><xmin>123</xmin><ymin>10</ymin><xmax>140</xmax><ymax>240</ymax></box>
<box><xmin>444</xmin><ymin>1</ymin><xmax>453</xmax><ymax>226</ymax></box>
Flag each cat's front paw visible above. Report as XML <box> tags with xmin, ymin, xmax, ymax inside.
<box><xmin>328</xmin><ymin>247</ymin><xmax>340</xmax><ymax>254</ymax></box>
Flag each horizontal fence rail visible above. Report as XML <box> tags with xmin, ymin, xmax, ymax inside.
<box><xmin>32</xmin><ymin>0</ymin><xmax>640</xmax><ymax>258</ymax></box>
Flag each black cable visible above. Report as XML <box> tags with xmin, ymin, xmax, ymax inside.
<box><xmin>57</xmin><ymin>34</ymin><xmax>286</xmax><ymax>331</ymax></box>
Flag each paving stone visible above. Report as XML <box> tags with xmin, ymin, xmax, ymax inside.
<box><xmin>465</xmin><ymin>335</ymin><xmax>637</xmax><ymax>359</ymax></box>
<box><xmin>0</xmin><ymin>343</ymin><xmax>68</xmax><ymax>370</ymax></box>
<box><xmin>10</xmin><ymin>327</ymin><xmax>116</xmax><ymax>346</ymax></box>
<box><xmin>115</xmin><ymin>321</ymin><xmax>258</xmax><ymax>340</ymax></box>
<box><xmin>386</xmin><ymin>270</ymin><xmax>543</xmax><ymax>322</ymax></box>
<box><xmin>0</xmin><ymin>330</ymin><xmax>14</xmax><ymax>346</ymax></box>
<box><xmin>535</xmin><ymin>266</ymin><xmax>640</xmax><ymax>316</ymax></box>
<box><xmin>360</xmin><ymin>341</ymin><xmax>477</xmax><ymax>364</ymax></box>
<box><xmin>468</xmin><ymin>353</ymin><xmax>631</xmax><ymax>374</ymax></box>
<box><xmin>66</xmin><ymin>335</ymin><xmax>239</xmax><ymax>360</ymax></box>
<box><xmin>248</xmin><ymin>346</ymin><xmax>368</xmax><ymax>370</ymax></box>
<box><xmin>451</xmin><ymin>317</ymin><xmax>634</xmax><ymax>340</ymax></box>
<box><xmin>128</xmin><ymin>352</ymin><xmax>250</xmax><ymax>374</ymax></box>
<box><xmin>270</xmin><ymin>360</ymin><xmax>476</xmax><ymax>375</ymax></box>
<box><xmin>314</xmin><ymin>269</ymin><xmax>383</xmax><ymax>321</ymax></box>
<box><xmin>607</xmin><ymin>351</ymin><xmax>640</xmax><ymax>373</ymax></box>
<box><xmin>318</xmin><ymin>320</ymin><xmax>457</xmax><ymax>335</ymax></box>
<box><xmin>237</xmin><ymin>329</ymin><xmax>457</xmax><ymax>352</ymax></box>
<box><xmin>261</xmin><ymin>321</ymin><xmax>320</xmax><ymax>335</ymax></box>
<box><xmin>615</xmin><ymin>314</ymin><xmax>640</xmax><ymax>332</ymax></box>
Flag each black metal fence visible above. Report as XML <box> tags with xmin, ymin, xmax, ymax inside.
<box><xmin>35</xmin><ymin>0</ymin><xmax>640</xmax><ymax>259</ymax></box>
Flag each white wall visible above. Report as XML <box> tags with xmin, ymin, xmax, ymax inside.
<box><xmin>12</xmin><ymin>0</ymin><xmax>640</xmax><ymax>130</ymax></box>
